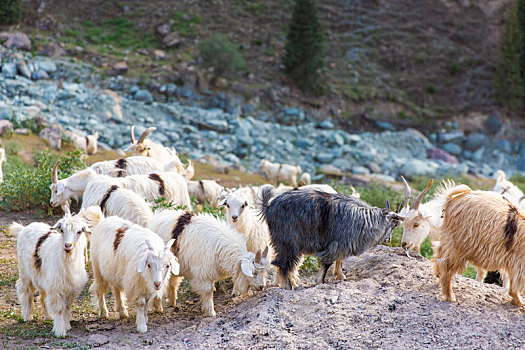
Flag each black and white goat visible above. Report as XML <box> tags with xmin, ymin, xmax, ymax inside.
<box><xmin>259</xmin><ymin>185</ymin><xmax>403</xmax><ymax>290</ymax></box>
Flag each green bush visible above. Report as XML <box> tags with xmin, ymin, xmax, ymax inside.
<box><xmin>0</xmin><ymin>0</ymin><xmax>21</xmax><ymax>25</ymax></box>
<box><xmin>0</xmin><ymin>150</ymin><xmax>86</xmax><ymax>213</ymax></box>
<box><xmin>199</xmin><ymin>34</ymin><xmax>246</xmax><ymax>81</ymax></box>
<box><xmin>150</xmin><ymin>195</ymin><xmax>225</xmax><ymax>220</ymax></box>
<box><xmin>283</xmin><ymin>0</ymin><xmax>325</xmax><ymax>93</ymax></box>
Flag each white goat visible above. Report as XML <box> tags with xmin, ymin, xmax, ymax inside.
<box><xmin>70</xmin><ymin>131</ymin><xmax>99</xmax><ymax>155</ymax></box>
<box><xmin>492</xmin><ymin>170</ymin><xmax>525</xmax><ymax>211</ymax></box>
<box><xmin>188</xmin><ymin>180</ymin><xmax>224</xmax><ymax>207</ymax></box>
<box><xmin>0</xmin><ymin>147</ymin><xmax>6</xmax><ymax>184</ymax></box>
<box><xmin>84</xmin><ymin>206</ymin><xmax>179</xmax><ymax>334</ymax></box>
<box><xmin>218</xmin><ymin>188</ymin><xmax>271</xmax><ymax>258</ymax></box>
<box><xmin>126</xmin><ymin>125</ymin><xmax>184</xmax><ymax>172</ymax></box>
<box><xmin>81</xmin><ymin>179</ymin><xmax>153</xmax><ymax>227</ymax></box>
<box><xmin>12</xmin><ymin>208</ymin><xmax>91</xmax><ymax>337</ymax></box>
<box><xmin>90</xmin><ymin>156</ymin><xmax>181</xmax><ymax>177</ymax></box>
<box><xmin>148</xmin><ymin>210</ymin><xmax>269</xmax><ymax>316</ymax></box>
<box><xmin>259</xmin><ymin>159</ymin><xmax>301</xmax><ymax>187</ymax></box>
<box><xmin>50</xmin><ymin>160</ymin><xmax>194</xmax><ymax>212</ymax></box>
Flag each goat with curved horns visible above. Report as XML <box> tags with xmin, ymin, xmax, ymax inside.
<box><xmin>127</xmin><ymin>125</ymin><xmax>184</xmax><ymax>171</ymax></box>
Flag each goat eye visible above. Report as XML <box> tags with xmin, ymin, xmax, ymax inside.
<box><xmin>226</xmin><ymin>204</ymin><xmax>230</xmax><ymax>208</ymax></box>
<box><xmin>147</xmin><ymin>264</ymin><xmax>151</xmax><ymax>268</ymax></box>
<box><xmin>414</xmin><ymin>223</ymin><xmax>419</xmax><ymax>228</ymax></box>
<box><xmin>165</xmin><ymin>265</ymin><xmax>169</xmax><ymax>269</ymax></box>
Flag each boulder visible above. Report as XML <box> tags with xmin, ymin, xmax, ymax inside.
<box><xmin>153</xmin><ymin>49</ymin><xmax>166</xmax><ymax>60</ymax></box>
<box><xmin>110</xmin><ymin>61</ymin><xmax>128</xmax><ymax>76</ymax></box>
<box><xmin>315</xmin><ymin>152</ymin><xmax>334</xmax><ymax>164</ymax></box>
<box><xmin>39</xmin><ymin>43</ymin><xmax>65</xmax><ymax>57</ymax></box>
<box><xmin>427</xmin><ymin>147</ymin><xmax>459</xmax><ymax>164</ymax></box>
<box><xmin>39</xmin><ymin>123</ymin><xmax>63</xmax><ymax>150</ymax></box>
<box><xmin>134</xmin><ymin>90</ymin><xmax>153</xmax><ymax>104</ymax></box>
<box><xmin>352</xmin><ymin>166</ymin><xmax>370</xmax><ymax>175</ymax></box>
<box><xmin>484</xmin><ymin>111</ymin><xmax>503</xmax><ymax>135</ymax></box>
<box><xmin>401</xmin><ymin>159</ymin><xmax>436</xmax><ymax>178</ymax></box>
<box><xmin>441</xmin><ymin>142</ymin><xmax>462</xmax><ymax>156</ymax></box>
<box><xmin>464</xmin><ymin>133</ymin><xmax>487</xmax><ymax>152</ymax></box>
<box><xmin>0</xmin><ymin>120</ymin><xmax>14</xmax><ymax>135</ymax></box>
<box><xmin>318</xmin><ymin>119</ymin><xmax>334</xmax><ymax>129</ymax></box>
<box><xmin>162</xmin><ymin>33</ymin><xmax>182</xmax><ymax>48</ymax></box>
<box><xmin>31</xmin><ymin>70</ymin><xmax>49</xmax><ymax>80</ymax></box>
<box><xmin>34</xmin><ymin>60</ymin><xmax>57</xmax><ymax>73</ymax></box>
<box><xmin>320</xmin><ymin>164</ymin><xmax>342</xmax><ymax>176</ymax></box>
<box><xmin>0</xmin><ymin>32</ymin><xmax>31</xmax><ymax>50</ymax></box>
<box><xmin>157</xmin><ymin>23</ymin><xmax>172</xmax><ymax>36</ymax></box>
<box><xmin>438</xmin><ymin>130</ymin><xmax>464</xmax><ymax>143</ymax></box>
<box><xmin>1</xmin><ymin>63</ymin><xmax>17</xmax><ymax>78</ymax></box>
<box><xmin>17</xmin><ymin>60</ymin><xmax>32</xmax><ymax>79</ymax></box>
<box><xmin>494</xmin><ymin>139</ymin><xmax>512</xmax><ymax>154</ymax></box>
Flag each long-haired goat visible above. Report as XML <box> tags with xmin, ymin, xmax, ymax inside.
<box><xmin>259</xmin><ymin>185</ymin><xmax>403</xmax><ymax>290</ymax></box>
<box><xmin>83</xmin><ymin>206</ymin><xmax>179</xmax><ymax>334</ymax></box>
<box><xmin>70</xmin><ymin>131</ymin><xmax>99</xmax><ymax>155</ymax></box>
<box><xmin>148</xmin><ymin>209</ymin><xmax>269</xmax><ymax>316</ymax></box>
<box><xmin>434</xmin><ymin>186</ymin><xmax>525</xmax><ymax>306</ymax></box>
<box><xmin>81</xmin><ymin>179</ymin><xmax>153</xmax><ymax>227</ymax></box>
<box><xmin>259</xmin><ymin>159</ymin><xmax>301</xmax><ymax>187</ymax></box>
<box><xmin>126</xmin><ymin>125</ymin><xmax>184</xmax><ymax>172</ymax></box>
<box><xmin>188</xmin><ymin>180</ymin><xmax>224</xmax><ymax>207</ymax></box>
<box><xmin>12</xmin><ymin>207</ymin><xmax>91</xmax><ymax>337</ymax></box>
<box><xmin>492</xmin><ymin>170</ymin><xmax>525</xmax><ymax>211</ymax></box>
<box><xmin>90</xmin><ymin>156</ymin><xmax>182</xmax><ymax>177</ymax></box>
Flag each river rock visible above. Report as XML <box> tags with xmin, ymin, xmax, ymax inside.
<box><xmin>438</xmin><ymin>130</ymin><xmax>464</xmax><ymax>143</ymax></box>
<box><xmin>1</xmin><ymin>63</ymin><xmax>17</xmax><ymax>78</ymax></box>
<box><xmin>464</xmin><ymin>133</ymin><xmax>487</xmax><ymax>151</ymax></box>
<box><xmin>0</xmin><ymin>119</ymin><xmax>14</xmax><ymax>135</ymax></box>
<box><xmin>484</xmin><ymin>111</ymin><xmax>502</xmax><ymax>134</ymax></box>
<box><xmin>134</xmin><ymin>90</ymin><xmax>153</xmax><ymax>104</ymax></box>
<box><xmin>442</xmin><ymin>142</ymin><xmax>462</xmax><ymax>156</ymax></box>
<box><xmin>0</xmin><ymin>32</ymin><xmax>31</xmax><ymax>50</ymax></box>
<box><xmin>401</xmin><ymin>159</ymin><xmax>437</xmax><ymax>178</ymax></box>
<box><xmin>427</xmin><ymin>147</ymin><xmax>459</xmax><ymax>164</ymax></box>
<box><xmin>17</xmin><ymin>61</ymin><xmax>31</xmax><ymax>79</ymax></box>
<box><xmin>494</xmin><ymin>139</ymin><xmax>512</xmax><ymax>154</ymax></box>
<box><xmin>315</xmin><ymin>152</ymin><xmax>334</xmax><ymax>164</ymax></box>
<box><xmin>39</xmin><ymin>123</ymin><xmax>63</xmax><ymax>150</ymax></box>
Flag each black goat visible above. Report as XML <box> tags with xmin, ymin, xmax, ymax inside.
<box><xmin>259</xmin><ymin>186</ymin><xmax>402</xmax><ymax>289</ymax></box>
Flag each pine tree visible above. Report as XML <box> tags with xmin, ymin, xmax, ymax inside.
<box><xmin>494</xmin><ymin>3</ymin><xmax>524</xmax><ymax>109</ymax></box>
<box><xmin>283</xmin><ymin>0</ymin><xmax>325</xmax><ymax>93</ymax></box>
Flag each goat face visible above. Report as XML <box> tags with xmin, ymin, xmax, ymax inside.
<box><xmin>138</xmin><ymin>239</ymin><xmax>179</xmax><ymax>291</ymax></box>
<box><xmin>400</xmin><ymin>209</ymin><xmax>430</xmax><ymax>252</ymax></box>
<box><xmin>240</xmin><ymin>247</ymin><xmax>269</xmax><ymax>292</ymax></box>
<box><xmin>219</xmin><ymin>193</ymin><xmax>250</xmax><ymax>223</ymax></box>
<box><xmin>49</xmin><ymin>182</ymin><xmax>67</xmax><ymax>208</ymax></box>
<box><xmin>54</xmin><ymin>210</ymin><xmax>91</xmax><ymax>253</ymax></box>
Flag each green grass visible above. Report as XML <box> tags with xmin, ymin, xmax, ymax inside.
<box><xmin>171</xmin><ymin>11</ymin><xmax>203</xmax><ymax>37</ymax></box>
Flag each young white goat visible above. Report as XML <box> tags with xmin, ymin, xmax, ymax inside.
<box><xmin>148</xmin><ymin>209</ymin><xmax>269</xmax><ymax>317</ymax></box>
<box><xmin>81</xmin><ymin>179</ymin><xmax>153</xmax><ymax>227</ymax></box>
<box><xmin>188</xmin><ymin>180</ymin><xmax>224</xmax><ymax>207</ymax></box>
<box><xmin>70</xmin><ymin>131</ymin><xmax>99</xmax><ymax>155</ymax></box>
<box><xmin>84</xmin><ymin>206</ymin><xmax>179</xmax><ymax>334</ymax></box>
<box><xmin>12</xmin><ymin>208</ymin><xmax>91</xmax><ymax>337</ymax></box>
<box><xmin>259</xmin><ymin>159</ymin><xmax>301</xmax><ymax>187</ymax></box>
<box><xmin>492</xmin><ymin>170</ymin><xmax>525</xmax><ymax>211</ymax></box>
<box><xmin>0</xmin><ymin>147</ymin><xmax>6</xmax><ymax>184</ymax></box>
<box><xmin>126</xmin><ymin>125</ymin><xmax>184</xmax><ymax>172</ymax></box>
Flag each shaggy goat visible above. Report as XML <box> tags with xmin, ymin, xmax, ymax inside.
<box><xmin>12</xmin><ymin>208</ymin><xmax>91</xmax><ymax>337</ymax></box>
<box><xmin>492</xmin><ymin>170</ymin><xmax>525</xmax><ymax>211</ymax></box>
<box><xmin>90</xmin><ymin>156</ymin><xmax>182</xmax><ymax>177</ymax></box>
<box><xmin>188</xmin><ymin>180</ymin><xmax>224</xmax><ymax>207</ymax></box>
<box><xmin>434</xmin><ymin>185</ymin><xmax>525</xmax><ymax>306</ymax></box>
<box><xmin>126</xmin><ymin>125</ymin><xmax>184</xmax><ymax>172</ymax></box>
<box><xmin>259</xmin><ymin>159</ymin><xmax>301</xmax><ymax>187</ymax></box>
<box><xmin>81</xmin><ymin>179</ymin><xmax>153</xmax><ymax>227</ymax></box>
<box><xmin>84</xmin><ymin>206</ymin><xmax>179</xmax><ymax>333</ymax></box>
<box><xmin>259</xmin><ymin>186</ymin><xmax>402</xmax><ymax>289</ymax></box>
<box><xmin>148</xmin><ymin>209</ymin><xmax>269</xmax><ymax>316</ymax></box>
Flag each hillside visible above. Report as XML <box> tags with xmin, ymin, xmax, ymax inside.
<box><xmin>13</xmin><ymin>0</ymin><xmax>516</xmax><ymax>130</ymax></box>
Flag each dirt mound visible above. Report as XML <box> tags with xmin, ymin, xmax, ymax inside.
<box><xmin>3</xmin><ymin>245</ymin><xmax>521</xmax><ymax>349</ymax></box>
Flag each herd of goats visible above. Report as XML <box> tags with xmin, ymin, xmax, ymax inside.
<box><xmin>6</xmin><ymin>126</ymin><xmax>525</xmax><ymax>337</ymax></box>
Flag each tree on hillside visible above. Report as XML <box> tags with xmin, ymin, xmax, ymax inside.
<box><xmin>0</xmin><ymin>0</ymin><xmax>21</xmax><ymax>25</ymax></box>
<box><xmin>494</xmin><ymin>2</ymin><xmax>524</xmax><ymax>109</ymax></box>
<box><xmin>283</xmin><ymin>0</ymin><xmax>325</xmax><ymax>93</ymax></box>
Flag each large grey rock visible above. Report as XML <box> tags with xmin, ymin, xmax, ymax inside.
<box><xmin>134</xmin><ymin>90</ymin><xmax>153</xmax><ymax>104</ymax></box>
<box><xmin>318</xmin><ymin>119</ymin><xmax>334</xmax><ymax>129</ymax></box>
<box><xmin>439</xmin><ymin>130</ymin><xmax>464</xmax><ymax>143</ymax></box>
<box><xmin>331</xmin><ymin>158</ymin><xmax>351</xmax><ymax>171</ymax></box>
<box><xmin>329</xmin><ymin>133</ymin><xmax>345</xmax><ymax>146</ymax></box>
<box><xmin>34</xmin><ymin>60</ymin><xmax>57</xmax><ymax>73</ymax></box>
<box><xmin>352</xmin><ymin>165</ymin><xmax>370</xmax><ymax>175</ymax></box>
<box><xmin>442</xmin><ymin>142</ymin><xmax>462</xmax><ymax>156</ymax></box>
<box><xmin>315</xmin><ymin>152</ymin><xmax>334</xmax><ymax>164</ymax></box>
<box><xmin>0</xmin><ymin>32</ymin><xmax>31</xmax><ymax>50</ymax></box>
<box><xmin>39</xmin><ymin>123</ymin><xmax>63</xmax><ymax>150</ymax></box>
<box><xmin>17</xmin><ymin>61</ymin><xmax>31</xmax><ymax>79</ymax></box>
<box><xmin>31</xmin><ymin>70</ymin><xmax>49</xmax><ymax>80</ymax></box>
<box><xmin>278</xmin><ymin>108</ymin><xmax>305</xmax><ymax>125</ymax></box>
<box><xmin>401</xmin><ymin>159</ymin><xmax>436</xmax><ymax>178</ymax></box>
<box><xmin>464</xmin><ymin>133</ymin><xmax>487</xmax><ymax>151</ymax></box>
<box><xmin>0</xmin><ymin>119</ymin><xmax>14</xmax><ymax>135</ymax></box>
<box><xmin>471</xmin><ymin>147</ymin><xmax>484</xmax><ymax>163</ymax></box>
<box><xmin>484</xmin><ymin>112</ymin><xmax>502</xmax><ymax>134</ymax></box>
<box><xmin>1</xmin><ymin>63</ymin><xmax>17</xmax><ymax>78</ymax></box>
<box><xmin>494</xmin><ymin>139</ymin><xmax>512</xmax><ymax>154</ymax></box>
<box><xmin>207</xmin><ymin>119</ymin><xmax>228</xmax><ymax>132</ymax></box>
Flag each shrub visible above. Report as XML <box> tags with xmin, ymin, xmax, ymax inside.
<box><xmin>0</xmin><ymin>0</ymin><xmax>21</xmax><ymax>25</ymax></box>
<box><xmin>0</xmin><ymin>150</ymin><xmax>86</xmax><ymax>213</ymax></box>
<box><xmin>199</xmin><ymin>34</ymin><xmax>246</xmax><ymax>81</ymax></box>
<box><xmin>494</xmin><ymin>2</ymin><xmax>524</xmax><ymax>109</ymax></box>
<box><xmin>283</xmin><ymin>0</ymin><xmax>325</xmax><ymax>93</ymax></box>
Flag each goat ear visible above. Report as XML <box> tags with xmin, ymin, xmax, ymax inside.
<box><xmin>170</xmin><ymin>257</ymin><xmax>180</xmax><ymax>275</ymax></box>
<box><xmin>241</xmin><ymin>259</ymin><xmax>255</xmax><ymax>277</ymax></box>
<box><xmin>138</xmin><ymin>256</ymin><xmax>148</xmax><ymax>273</ymax></box>
<box><xmin>255</xmin><ymin>249</ymin><xmax>262</xmax><ymax>263</ymax></box>
<box><xmin>262</xmin><ymin>246</ymin><xmax>269</xmax><ymax>259</ymax></box>
<box><xmin>165</xmin><ymin>238</ymin><xmax>175</xmax><ymax>252</ymax></box>
<box><xmin>145</xmin><ymin>239</ymin><xmax>154</xmax><ymax>251</ymax></box>
<box><xmin>217</xmin><ymin>199</ymin><xmax>227</xmax><ymax>208</ymax></box>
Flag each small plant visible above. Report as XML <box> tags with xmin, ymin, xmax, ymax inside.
<box><xmin>199</xmin><ymin>34</ymin><xmax>246</xmax><ymax>81</ymax></box>
<box><xmin>12</xmin><ymin>114</ymin><xmax>46</xmax><ymax>134</ymax></box>
<box><xmin>300</xmin><ymin>256</ymin><xmax>320</xmax><ymax>272</ymax></box>
<box><xmin>426</xmin><ymin>85</ymin><xmax>436</xmax><ymax>94</ymax></box>
<box><xmin>171</xmin><ymin>11</ymin><xmax>203</xmax><ymax>36</ymax></box>
<box><xmin>0</xmin><ymin>150</ymin><xmax>85</xmax><ymax>213</ymax></box>
<box><xmin>0</xmin><ymin>0</ymin><xmax>21</xmax><ymax>25</ymax></box>
<box><xmin>449</xmin><ymin>62</ymin><xmax>458</xmax><ymax>75</ymax></box>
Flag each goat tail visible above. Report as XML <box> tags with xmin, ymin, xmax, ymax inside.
<box><xmin>81</xmin><ymin>206</ymin><xmax>105</xmax><ymax>228</ymax></box>
<box><xmin>8</xmin><ymin>222</ymin><xmax>24</xmax><ymax>237</ymax></box>
<box><xmin>257</xmin><ymin>184</ymin><xmax>275</xmax><ymax>220</ymax></box>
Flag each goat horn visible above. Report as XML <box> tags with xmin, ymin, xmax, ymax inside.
<box><xmin>137</xmin><ymin>127</ymin><xmax>157</xmax><ymax>144</ymax></box>
<box><xmin>52</xmin><ymin>160</ymin><xmax>60</xmax><ymax>184</ymax></box>
<box><xmin>410</xmin><ymin>178</ymin><xmax>434</xmax><ymax>211</ymax></box>
<box><xmin>400</xmin><ymin>175</ymin><xmax>411</xmax><ymax>210</ymax></box>
<box><xmin>130</xmin><ymin>125</ymin><xmax>136</xmax><ymax>144</ymax></box>
<box><xmin>255</xmin><ymin>249</ymin><xmax>262</xmax><ymax>263</ymax></box>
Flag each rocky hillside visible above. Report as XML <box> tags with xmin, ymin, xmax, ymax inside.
<box><xmin>12</xmin><ymin>0</ymin><xmax>518</xmax><ymax>128</ymax></box>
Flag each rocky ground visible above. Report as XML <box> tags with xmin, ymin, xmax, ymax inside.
<box><xmin>2</xmin><ymin>241</ymin><xmax>525</xmax><ymax>349</ymax></box>
<box><xmin>0</xmin><ymin>47</ymin><xmax>523</xmax><ymax>181</ymax></box>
